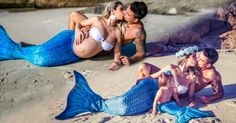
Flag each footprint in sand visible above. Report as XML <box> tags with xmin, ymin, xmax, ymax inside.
<box><xmin>190</xmin><ymin>117</ymin><xmax>222</xmax><ymax>123</ymax></box>
<box><xmin>225</xmin><ymin>99</ymin><xmax>236</xmax><ymax>107</ymax></box>
<box><xmin>98</xmin><ymin>116</ymin><xmax>114</xmax><ymax>123</ymax></box>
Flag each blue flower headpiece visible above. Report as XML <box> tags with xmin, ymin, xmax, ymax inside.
<box><xmin>175</xmin><ymin>46</ymin><xmax>199</xmax><ymax>58</ymax></box>
<box><xmin>163</xmin><ymin>70</ymin><xmax>172</xmax><ymax>76</ymax></box>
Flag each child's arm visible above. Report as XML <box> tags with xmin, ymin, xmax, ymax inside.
<box><xmin>173</xmin><ymin>87</ymin><xmax>183</xmax><ymax>106</ymax></box>
<box><xmin>152</xmin><ymin>88</ymin><xmax>163</xmax><ymax>115</ymax></box>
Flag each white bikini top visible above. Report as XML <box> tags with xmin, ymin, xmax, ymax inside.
<box><xmin>175</xmin><ymin>81</ymin><xmax>188</xmax><ymax>94</ymax></box>
<box><xmin>89</xmin><ymin>27</ymin><xmax>114</xmax><ymax>51</ymax></box>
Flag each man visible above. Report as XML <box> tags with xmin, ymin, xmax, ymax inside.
<box><xmin>68</xmin><ymin>1</ymin><xmax>148</xmax><ymax>70</ymax></box>
<box><xmin>137</xmin><ymin>48</ymin><xmax>224</xmax><ymax>104</ymax></box>
<box><xmin>195</xmin><ymin>48</ymin><xmax>224</xmax><ymax>104</ymax></box>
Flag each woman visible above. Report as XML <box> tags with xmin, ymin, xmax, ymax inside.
<box><xmin>0</xmin><ymin>0</ymin><xmax>123</xmax><ymax>67</ymax></box>
<box><xmin>137</xmin><ymin>46</ymin><xmax>199</xmax><ymax>107</ymax></box>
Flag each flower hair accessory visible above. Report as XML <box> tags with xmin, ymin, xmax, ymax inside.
<box><xmin>175</xmin><ymin>46</ymin><xmax>199</xmax><ymax>58</ymax></box>
<box><xmin>163</xmin><ymin>70</ymin><xmax>172</xmax><ymax>76</ymax></box>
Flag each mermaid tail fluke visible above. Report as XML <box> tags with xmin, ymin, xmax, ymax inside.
<box><xmin>0</xmin><ymin>25</ymin><xmax>24</xmax><ymax>60</ymax></box>
<box><xmin>56</xmin><ymin>72</ymin><xmax>159</xmax><ymax>120</ymax></box>
<box><xmin>0</xmin><ymin>25</ymin><xmax>79</xmax><ymax>66</ymax></box>
<box><xmin>158</xmin><ymin>101</ymin><xmax>212</xmax><ymax>123</ymax></box>
<box><xmin>55</xmin><ymin>71</ymin><xmax>105</xmax><ymax>120</ymax></box>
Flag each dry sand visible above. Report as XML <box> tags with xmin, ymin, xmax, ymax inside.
<box><xmin>0</xmin><ymin>8</ymin><xmax>236</xmax><ymax>123</ymax></box>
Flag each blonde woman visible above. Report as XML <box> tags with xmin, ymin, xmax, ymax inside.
<box><xmin>0</xmin><ymin>0</ymin><xmax>124</xmax><ymax>68</ymax></box>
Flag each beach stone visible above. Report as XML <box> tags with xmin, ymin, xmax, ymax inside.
<box><xmin>168</xmin><ymin>8</ymin><xmax>178</xmax><ymax>15</ymax></box>
<box><xmin>220</xmin><ymin>30</ymin><xmax>236</xmax><ymax>49</ymax></box>
<box><xmin>81</xmin><ymin>70</ymin><xmax>93</xmax><ymax>76</ymax></box>
<box><xmin>62</xmin><ymin>71</ymin><xmax>73</xmax><ymax>79</ymax></box>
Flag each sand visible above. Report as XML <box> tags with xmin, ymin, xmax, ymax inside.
<box><xmin>0</xmin><ymin>8</ymin><xmax>236</xmax><ymax>123</ymax></box>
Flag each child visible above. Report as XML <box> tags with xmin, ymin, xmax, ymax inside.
<box><xmin>152</xmin><ymin>70</ymin><xmax>183</xmax><ymax>115</ymax></box>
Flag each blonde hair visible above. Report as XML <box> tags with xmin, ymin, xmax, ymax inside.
<box><xmin>102</xmin><ymin>0</ymin><xmax>123</xmax><ymax>19</ymax></box>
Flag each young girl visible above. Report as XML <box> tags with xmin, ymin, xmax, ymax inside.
<box><xmin>152</xmin><ymin>71</ymin><xmax>183</xmax><ymax>115</ymax></box>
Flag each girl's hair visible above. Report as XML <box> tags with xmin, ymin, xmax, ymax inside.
<box><xmin>102</xmin><ymin>0</ymin><xmax>123</xmax><ymax>19</ymax></box>
<box><xmin>159</xmin><ymin>71</ymin><xmax>173</xmax><ymax>86</ymax></box>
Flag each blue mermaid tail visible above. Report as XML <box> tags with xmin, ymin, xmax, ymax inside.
<box><xmin>55</xmin><ymin>71</ymin><xmax>212</xmax><ymax>121</ymax></box>
<box><xmin>55</xmin><ymin>71</ymin><xmax>159</xmax><ymax>120</ymax></box>
<box><xmin>0</xmin><ymin>25</ymin><xmax>79</xmax><ymax>66</ymax></box>
<box><xmin>158</xmin><ymin>101</ymin><xmax>212</xmax><ymax>123</ymax></box>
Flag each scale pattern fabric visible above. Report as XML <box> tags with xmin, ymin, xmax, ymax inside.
<box><xmin>158</xmin><ymin>101</ymin><xmax>212</xmax><ymax>123</ymax></box>
<box><xmin>0</xmin><ymin>25</ymin><xmax>79</xmax><ymax>66</ymax></box>
<box><xmin>55</xmin><ymin>71</ymin><xmax>159</xmax><ymax>120</ymax></box>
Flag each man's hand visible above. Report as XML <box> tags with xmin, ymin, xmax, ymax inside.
<box><xmin>119</xmin><ymin>56</ymin><xmax>131</xmax><ymax>66</ymax></box>
<box><xmin>198</xmin><ymin>96</ymin><xmax>210</xmax><ymax>104</ymax></box>
<box><xmin>108</xmin><ymin>62</ymin><xmax>121</xmax><ymax>71</ymax></box>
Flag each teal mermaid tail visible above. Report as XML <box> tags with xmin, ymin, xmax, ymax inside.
<box><xmin>55</xmin><ymin>71</ymin><xmax>159</xmax><ymax>120</ymax></box>
<box><xmin>158</xmin><ymin>101</ymin><xmax>212</xmax><ymax>123</ymax></box>
<box><xmin>0</xmin><ymin>25</ymin><xmax>79</xmax><ymax>66</ymax></box>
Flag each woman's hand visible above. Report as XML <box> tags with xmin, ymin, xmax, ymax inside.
<box><xmin>75</xmin><ymin>29</ymin><xmax>88</xmax><ymax>45</ymax></box>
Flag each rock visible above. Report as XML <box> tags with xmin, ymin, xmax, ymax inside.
<box><xmin>0</xmin><ymin>0</ymin><xmax>111</xmax><ymax>8</ymax></box>
<box><xmin>216</xmin><ymin>7</ymin><xmax>229</xmax><ymax>21</ymax></box>
<box><xmin>169</xmin><ymin>30</ymin><xmax>201</xmax><ymax>44</ymax></box>
<box><xmin>168</xmin><ymin>8</ymin><xmax>178</xmax><ymax>15</ymax></box>
<box><xmin>61</xmin><ymin>71</ymin><xmax>73</xmax><ymax>79</ymax></box>
<box><xmin>220</xmin><ymin>30</ymin><xmax>236</xmax><ymax>49</ymax></box>
<box><xmin>81</xmin><ymin>70</ymin><xmax>92</xmax><ymax>76</ymax></box>
<box><xmin>192</xmin><ymin>21</ymin><xmax>210</xmax><ymax>38</ymax></box>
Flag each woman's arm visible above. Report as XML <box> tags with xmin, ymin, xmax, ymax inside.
<box><xmin>150</xmin><ymin>65</ymin><xmax>175</xmax><ymax>78</ymax></box>
<box><xmin>74</xmin><ymin>17</ymin><xmax>99</xmax><ymax>45</ymax></box>
<box><xmin>114</xmin><ymin>29</ymin><xmax>122</xmax><ymax>63</ymax></box>
<box><xmin>108</xmin><ymin>28</ymin><xmax>122</xmax><ymax>71</ymax></box>
<box><xmin>187</xmin><ymin>82</ymin><xmax>197</xmax><ymax>107</ymax></box>
<box><xmin>152</xmin><ymin>88</ymin><xmax>163</xmax><ymax>115</ymax></box>
<box><xmin>173</xmin><ymin>87</ymin><xmax>183</xmax><ymax>106</ymax></box>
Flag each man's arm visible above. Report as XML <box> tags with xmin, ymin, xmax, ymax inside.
<box><xmin>199</xmin><ymin>72</ymin><xmax>224</xmax><ymax>103</ymax></box>
<box><xmin>130</xmin><ymin>28</ymin><xmax>146</xmax><ymax>64</ymax></box>
<box><xmin>120</xmin><ymin>28</ymin><xmax>146</xmax><ymax>65</ymax></box>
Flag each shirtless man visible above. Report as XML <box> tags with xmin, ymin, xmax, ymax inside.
<box><xmin>195</xmin><ymin>48</ymin><xmax>224</xmax><ymax>104</ymax></box>
<box><xmin>68</xmin><ymin>1</ymin><xmax>148</xmax><ymax>70</ymax></box>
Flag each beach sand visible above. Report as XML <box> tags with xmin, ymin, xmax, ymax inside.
<box><xmin>0</xmin><ymin>8</ymin><xmax>236</xmax><ymax>123</ymax></box>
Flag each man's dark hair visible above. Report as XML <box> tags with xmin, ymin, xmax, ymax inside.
<box><xmin>130</xmin><ymin>1</ymin><xmax>148</xmax><ymax>20</ymax></box>
<box><xmin>203</xmin><ymin>48</ymin><xmax>219</xmax><ymax>65</ymax></box>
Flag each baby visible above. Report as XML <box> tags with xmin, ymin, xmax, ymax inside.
<box><xmin>152</xmin><ymin>70</ymin><xmax>183</xmax><ymax>115</ymax></box>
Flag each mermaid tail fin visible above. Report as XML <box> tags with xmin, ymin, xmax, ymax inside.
<box><xmin>176</xmin><ymin>107</ymin><xmax>211</xmax><ymax>123</ymax></box>
<box><xmin>0</xmin><ymin>25</ymin><xmax>79</xmax><ymax>66</ymax></box>
<box><xmin>158</xmin><ymin>101</ymin><xmax>212</xmax><ymax>123</ymax></box>
<box><xmin>0</xmin><ymin>25</ymin><xmax>23</xmax><ymax>60</ymax></box>
<box><xmin>55</xmin><ymin>71</ymin><xmax>105</xmax><ymax>120</ymax></box>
